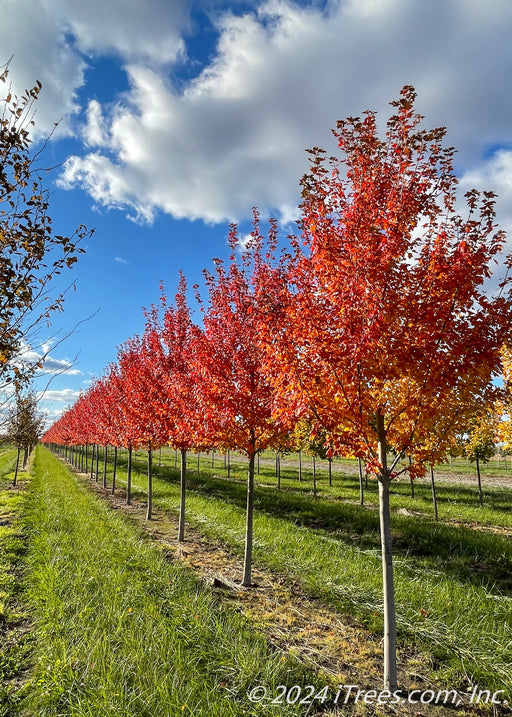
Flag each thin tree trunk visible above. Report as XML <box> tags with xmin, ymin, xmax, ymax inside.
<box><xmin>103</xmin><ymin>446</ymin><xmax>108</xmax><ymax>489</ymax></box>
<box><xmin>227</xmin><ymin>449</ymin><xmax>231</xmax><ymax>480</ymax></box>
<box><xmin>126</xmin><ymin>446</ymin><xmax>133</xmax><ymax>505</ymax></box>
<box><xmin>111</xmin><ymin>446</ymin><xmax>117</xmax><ymax>495</ymax></box>
<box><xmin>476</xmin><ymin>457</ymin><xmax>483</xmax><ymax>508</ymax></box>
<box><xmin>178</xmin><ymin>448</ymin><xmax>187</xmax><ymax>542</ymax></box>
<box><xmin>13</xmin><ymin>446</ymin><xmax>20</xmax><ymax>487</ymax></box>
<box><xmin>242</xmin><ymin>450</ymin><xmax>256</xmax><ymax>587</ymax></box>
<box><xmin>23</xmin><ymin>447</ymin><xmax>28</xmax><ymax>468</ymax></box>
<box><xmin>430</xmin><ymin>466</ymin><xmax>438</xmax><ymax>521</ymax></box>
<box><xmin>277</xmin><ymin>452</ymin><xmax>281</xmax><ymax>489</ymax></box>
<box><xmin>197</xmin><ymin>451</ymin><xmax>200</xmax><ymax>474</ymax></box>
<box><xmin>146</xmin><ymin>446</ymin><xmax>153</xmax><ymax>520</ymax></box>
<box><xmin>159</xmin><ymin>446</ymin><xmax>162</xmax><ymax>467</ymax></box>
<box><xmin>257</xmin><ymin>451</ymin><xmax>260</xmax><ymax>475</ymax></box>
<box><xmin>409</xmin><ymin>456</ymin><xmax>414</xmax><ymax>498</ymax></box>
<box><xmin>358</xmin><ymin>457</ymin><xmax>364</xmax><ymax>506</ymax></box>
<box><xmin>90</xmin><ymin>444</ymin><xmax>95</xmax><ymax>480</ymax></box>
<box><xmin>299</xmin><ymin>449</ymin><xmax>302</xmax><ymax>482</ymax></box>
<box><xmin>85</xmin><ymin>444</ymin><xmax>88</xmax><ymax>474</ymax></box>
<box><xmin>376</xmin><ymin>412</ymin><xmax>398</xmax><ymax>692</ymax></box>
<box><xmin>328</xmin><ymin>457</ymin><xmax>332</xmax><ymax>487</ymax></box>
<box><xmin>211</xmin><ymin>449</ymin><xmax>215</xmax><ymax>468</ymax></box>
<box><xmin>313</xmin><ymin>455</ymin><xmax>317</xmax><ymax>497</ymax></box>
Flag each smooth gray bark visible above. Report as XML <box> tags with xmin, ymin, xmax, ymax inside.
<box><xmin>476</xmin><ymin>457</ymin><xmax>483</xmax><ymax>507</ymax></box>
<box><xmin>242</xmin><ymin>450</ymin><xmax>256</xmax><ymax>587</ymax></box>
<box><xmin>358</xmin><ymin>457</ymin><xmax>364</xmax><ymax>505</ymax></box>
<box><xmin>430</xmin><ymin>466</ymin><xmax>438</xmax><ymax>521</ymax></box>
<box><xmin>178</xmin><ymin>448</ymin><xmax>187</xmax><ymax>542</ymax></box>
<box><xmin>146</xmin><ymin>447</ymin><xmax>153</xmax><ymax>520</ymax></box>
<box><xmin>102</xmin><ymin>446</ymin><xmax>108</xmax><ymax>488</ymax></box>
<box><xmin>111</xmin><ymin>446</ymin><xmax>117</xmax><ymax>495</ymax></box>
<box><xmin>126</xmin><ymin>447</ymin><xmax>133</xmax><ymax>505</ymax></box>
<box><xmin>377</xmin><ymin>412</ymin><xmax>398</xmax><ymax>692</ymax></box>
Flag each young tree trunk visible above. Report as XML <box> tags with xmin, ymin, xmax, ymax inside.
<box><xmin>85</xmin><ymin>443</ymin><xmax>88</xmax><ymax>475</ymax></box>
<box><xmin>408</xmin><ymin>457</ymin><xmax>414</xmax><ymax>498</ymax></box>
<box><xmin>197</xmin><ymin>451</ymin><xmax>200</xmax><ymax>474</ymax></box>
<box><xmin>242</xmin><ymin>450</ymin><xmax>256</xmax><ymax>587</ymax></box>
<box><xmin>126</xmin><ymin>446</ymin><xmax>133</xmax><ymax>506</ymax></box>
<box><xmin>146</xmin><ymin>446</ymin><xmax>153</xmax><ymax>520</ymax></box>
<box><xmin>13</xmin><ymin>446</ymin><xmax>21</xmax><ymax>487</ymax></box>
<box><xmin>328</xmin><ymin>457</ymin><xmax>332</xmax><ymax>487</ymax></box>
<box><xmin>430</xmin><ymin>466</ymin><xmax>438</xmax><ymax>521</ymax></box>
<box><xmin>476</xmin><ymin>457</ymin><xmax>483</xmax><ymax>508</ymax></box>
<box><xmin>376</xmin><ymin>412</ymin><xmax>398</xmax><ymax>692</ymax></box>
<box><xmin>257</xmin><ymin>451</ymin><xmax>260</xmax><ymax>475</ymax></box>
<box><xmin>211</xmin><ymin>449</ymin><xmax>215</xmax><ymax>468</ymax></box>
<box><xmin>23</xmin><ymin>447</ymin><xmax>28</xmax><ymax>469</ymax></box>
<box><xmin>178</xmin><ymin>448</ymin><xmax>187</xmax><ymax>542</ymax></box>
<box><xmin>90</xmin><ymin>444</ymin><xmax>95</xmax><ymax>480</ymax></box>
<box><xmin>227</xmin><ymin>449</ymin><xmax>231</xmax><ymax>480</ymax></box>
<box><xmin>103</xmin><ymin>446</ymin><xmax>108</xmax><ymax>489</ymax></box>
<box><xmin>159</xmin><ymin>446</ymin><xmax>162</xmax><ymax>467</ymax></box>
<box><xmin>277</xmin><ymin>452</ymin><xmax>281</xmax><ymax>489</ymax></box>
<box><xmin>111</xmin><ymin>446</ymin><xmax>117</xmax><ymax>495</ymax></box>
<box><xmin>358</xmin><ymin>457</ymin><xmax>364</xmax><ymax>506</ymax></box>
<box><xmin>313</xmin><ymin>455</ymin><xmax>317</xmax><ymax>497</ymax></box>
<box><xmin>95</xmin><ymin>445</ymin><xmax>100</xmax><ymax>482</ymax></box>
<box><xmin>299</xmin><ymin>449</ymin><xmax>302</xmax><ymax>482</ymax></box>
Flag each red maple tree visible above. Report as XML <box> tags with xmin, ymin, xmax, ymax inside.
<box><xmin>263</xmin><ymin>87</ymin><xmax>512</xmax><ymax>689</ymax></box>
<box><xmin>194</xmin><ymin>212</ymin><xmax>289</xmax><ymax>585</ymax></box>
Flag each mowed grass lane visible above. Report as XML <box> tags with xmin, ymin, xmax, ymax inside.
<box><xmin>20</xmin><ymin>447</ymin><xmax>314</xmax><ymax>717</ymax></box>
<box><xmin>89</xmin><ymin>447</ymin><xmax>512</xmax><ymax>699</ymax></box>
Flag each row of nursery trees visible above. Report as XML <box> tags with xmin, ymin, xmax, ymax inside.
<box><xmin>42</xmin><ymin>88</ymin><xmax>512</xmax><ymax>692</ymax></box>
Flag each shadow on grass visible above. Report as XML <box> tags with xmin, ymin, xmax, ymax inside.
<box><xmin>102</xmin><ymin>453</ymin><xmax>512</xmax><ymax>597</ymax></box>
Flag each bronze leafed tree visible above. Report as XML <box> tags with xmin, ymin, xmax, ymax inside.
<box><xmin>0</xmin><ymin>60</ymin><xmax>91</xmax><ymax>393</ymax></box>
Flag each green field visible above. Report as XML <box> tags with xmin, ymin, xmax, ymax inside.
<box><xmin>2</xmin><ymin>444</ymin><xmax>512</xmax><ymax>715</ymax></box>
<box><xmin>65</xmin><ymin>446</ymin><xmax>512</xmax><ymax>695</ymax></box>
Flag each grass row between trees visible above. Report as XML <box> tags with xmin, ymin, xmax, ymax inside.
<box><xmin>3</xmin><ymin>446</ymin><xmax>321</xmax><ymax>716</ymax></box>
<box><xmin>77</xmin><ymin>445</ymin><xmax>512</xmax><ymax>700</ymax></box>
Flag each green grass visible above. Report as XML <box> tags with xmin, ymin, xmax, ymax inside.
<box><xmin>0</xmin><ymin>448</ymin><xmax>32</xmax><ymax>717</ymax></box>
<box><xmin>18</xmin><ymin>446</ymin><xmax>318</xmax><ymax>716</ymax></box>
<box><xmin>80</xmin><ymin>445</ymin><xmax>512</xmax><ymax>698</ymax></box>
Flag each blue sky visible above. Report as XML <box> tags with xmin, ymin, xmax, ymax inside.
<box><xmin>3</xmin><ymin>0</ymin><xmax>512</xmax><ymax>425</ymax></box>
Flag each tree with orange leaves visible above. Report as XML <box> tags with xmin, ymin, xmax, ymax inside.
<box><xmin>264</xmin><ymin>87</ymin><xmax>511</xmax><ymax>690</ymax></box>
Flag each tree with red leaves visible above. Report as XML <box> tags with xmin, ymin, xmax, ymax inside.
<box><xmin>117</xmin><ymin>331</ymin><xmax>169</xmax><ymax>520</ymax></box>
<box><xmin>194</xmin><ymin>212</ymin><xmax>290</xmax><ymax>586</ymax></box>
<box><xmin>264</xmin><ymin>87</ymin><xmax>511</xmax><ymax>690</ymax></box>
<box><xmin>153</xmin><ymin>273</ymin><xmax>202</xmax><ymax>541</ymax></box>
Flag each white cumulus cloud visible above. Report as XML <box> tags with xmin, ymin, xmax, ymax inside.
<box><xmin>58</xmin><ymin>0</ymin><xmax>512</xmax><ymax>226</ymax></box>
